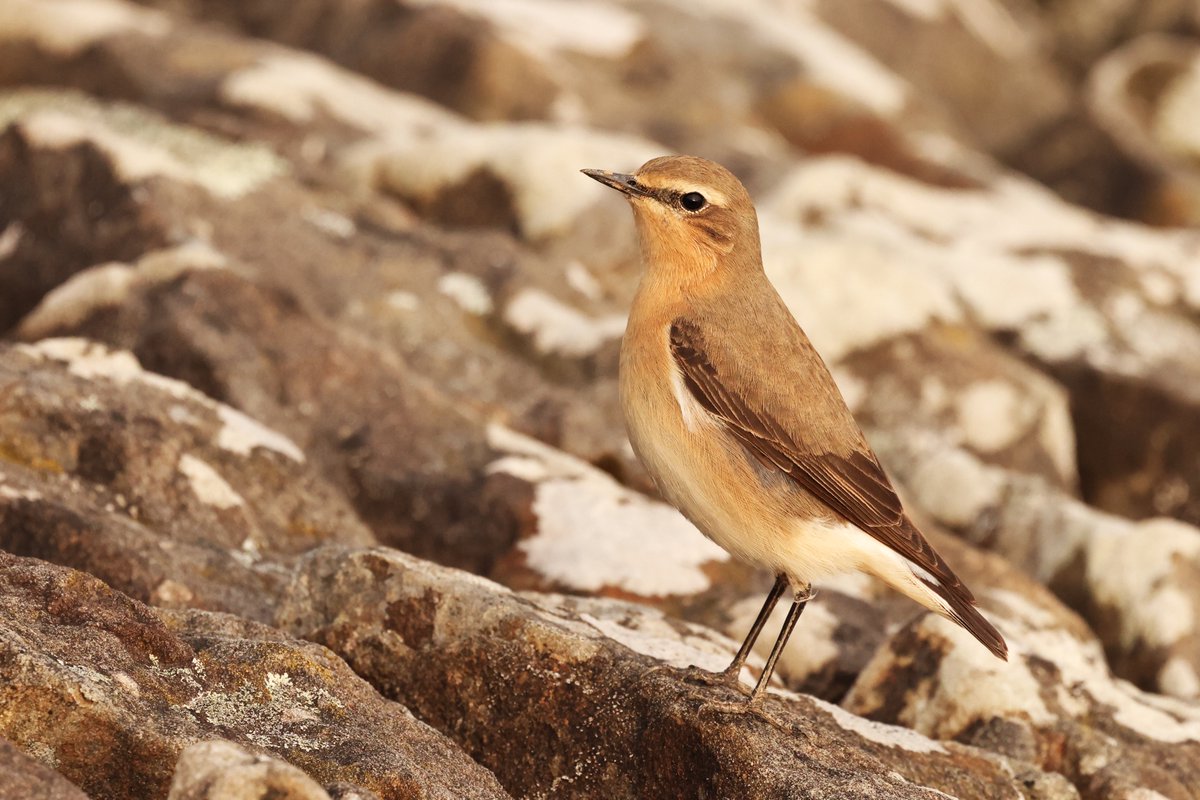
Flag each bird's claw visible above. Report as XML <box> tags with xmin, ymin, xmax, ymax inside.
<box><xmin>696</xmin><ymin>694</ymin><xmax>798</xmax><ymax>732</ymax></box>
<box><xmin>640</xmin><ymin>662</ymin><xmax>750</xmax><ymax>696</ymax></box>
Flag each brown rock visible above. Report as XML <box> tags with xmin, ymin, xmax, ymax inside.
<box><xmin>813</xmin><ymin>0</ymin><xmax>1072</xmax><ymax>155</ymax></box>
<box><xmin>482</xmin><ymin>422</ymin><xmax>886</xmax><ymax>702</ymax></box>
<box><xmin>845</xmin><ymin>593</ymin><xmax>1200</xmax><ymax>799</ymax></box>
<box><xmin>0</xmin><ymin>736</ymin><xmax>90</xmax><ymax>800</ymax></box>
<box><xmin>1085</xmin><ymin>34</ymin><xmax>1200</xmax><ymax>226</ymax></box>
<box><xmin>131</xmin><ymin>0</ymin><xmax>561</xmax><ymax>122</ymax></box>
<box><xmin>278</xmin><ymin>545</ymin><xmax>1073</xmax><ymax>799</ymax></box>
<box><xmin>0</xmin><ymin>338</ymin><xmax>373</xmax><ymax>620</ymax></box>
<box><xmin>0</xmin><ymin>552</ymin><xmax>511</xmax><ymax>800</ymax></box>
<box><xmin>167</xmin><ymin>740</ymin><xmax>339</xmax><ymax>800</ymax></box>
<box><xmin>878</xmin><ymin>433</ymin><xmax>1200</xmax><ymax>700</ymax></box>
<box><xmin>0</xmin><ymin>120</ymin><xmax>167</xmax><ymax>334</ymax></box>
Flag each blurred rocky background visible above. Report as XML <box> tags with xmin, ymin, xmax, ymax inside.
<box><xmin>1</xmin><ymin>0</ymin><xmax>1200</xmax><ymax>797</ymax></box>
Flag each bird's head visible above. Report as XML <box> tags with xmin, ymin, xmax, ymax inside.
<box><xmin>583</xmin><ymin>155</ymin><xmax>761</xmax><ymax>278</ymax></box>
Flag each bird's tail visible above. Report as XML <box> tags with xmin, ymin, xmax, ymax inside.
<box><xmin>921</xmin><ymin>577</ymin><xmax>1008</xmax><ymax>660</ymax></box>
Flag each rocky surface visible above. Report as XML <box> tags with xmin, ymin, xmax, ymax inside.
<box><xmin>2</xmin><ymin>0</ymin><xmax>1200</xmax><ymax>798</ymax></box>
<box><xmin>0</xmin><ymin>551</ymin><xmax>510</xmax><ymax>799</ymax></box>
<box><xmin>279</xmin><ymin>545</ymin><xmax>1077</xmax><ymax>800</ymax></box>
<box><xmin>0</xmin><ymin>736</ymin><xmax>90</xmax><ymax>800</ymax></box>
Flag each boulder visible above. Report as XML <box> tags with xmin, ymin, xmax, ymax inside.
<box><xmin>0</xmin><ymin>552</ymin><xmax>511</xmax><ymax>800</ymax></box>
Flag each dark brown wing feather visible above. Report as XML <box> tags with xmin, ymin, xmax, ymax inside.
<box><xmin>670</xmin><ymin>317</ymin><xmax>973</xmax><ymax>602</ymax></box>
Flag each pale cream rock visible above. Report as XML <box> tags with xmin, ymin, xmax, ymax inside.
<box><xmin>16</xmin><ymin>339</ymin><xmax>305</xmax><ymax>463</ymax></box>
<box><xmin>954</xmin><ymin>380</ymin><xmax>1036</xmax><ymax>454</ymax></box>
<box><xmin>726</xmin><ymin>594</ymin><xmax>840</xmax><ymax>687</ymax></box>
<box><xmin>221</xmin><ymin>52</ymin><xmax>457</xmax><ymax>135</ymax></box>
<box><xmin>19</xmin><ymin>243</ymin><xmax>228</xmax><ymax>340</ymax></box>
<box><xmin>410</xmin><ymin>0</ymin><xmax>644</xmax><ymax>60</ymax></box>
<box><xmin>1153</xmin><ymin>54</ymin><xmax>1200</xmax><ymax>160</ymax></box>
<box><xmin>215</xmin><ymin>406</ymin><xmax>305</xmax><ymax>463</ymax></box>
<box><xmin>903</xmin><ymin>443</ymin><xmax>1008</xmax><ymax>528</ymax></box>
<box><xmin>177</xmin><ymin>454</ymin><xmax>246</xmax><ymax>510</ymax></box>
<box><xmin>504</xmin><ymin>288</ymin><xmax>626</xmax><ymax>357</ymax></box>
<box><xmin>1160</xmin><ymin>657</ymin><xmax>1200</xmax><ymax>699</ymax></box>
<box><xmin>0</xmin><ymin>0</ymin><xmax>167</xmax><ymax>56</ymax></box>
<box><xmin>762</xmin><ymin>223</ymin><xmax>961</xmax><ymax>362</ymax></box>
<box><xmin>486</xmin><ymin>424</ymin><xmax>729</xmax><ymax>596</ymax></box>
<box><xmin>376</xmin><ymin>122</ymin><xmax>660</xmax><ymax>240</ymax></box>
<box><xmin>811</xmin><ymin>696</ymin><xmax>948</xmax><ymax>754</ymax></box>
<box><xmin>438</xmin><ymin>272</ymin><xmax>494</xmax><ymax>315</ymax></box>
<box><xmin>0</xmin><ymin>89</ymin><xmax>285</xmax><ymax>198</ymax></box>
<box><xmin>1087</xmin><ymin>518</ymin><xmax>1200</xmax><ymax>649</ymax></box>
<box><xmin>664</xmin><ymin>0</ymin><xmax>910</xmax><ymax>114</ymax></box>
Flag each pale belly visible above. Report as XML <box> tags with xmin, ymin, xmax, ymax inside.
<box><xmin>619</xmin><ymin>327</ymin><xmax>801</xmax><ymax>573</ymax></box>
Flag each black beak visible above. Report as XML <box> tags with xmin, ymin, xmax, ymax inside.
<box><xmin>581</xmin><ymin>169</ymin><xmax>649</xmax><ymax>197</ymax></box>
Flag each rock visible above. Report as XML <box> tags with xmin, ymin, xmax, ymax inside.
<box><xmin>0</xmin><ymin>736</ymin><xmax>90</xmax><ymax>800</ymax></box>
<box><xmin>3</xmin><ymin>0</ymin><xmax>1200</xmax><ymax>795</ymax></box>
<box><xmin>0</xmin><ymin>552</ymin><xmax>511</xmax><ymax>800</ymax></box>
<box><xmin>878</xmin><ymin>433</ymin><xmax>1200</xmax><ymax>700</ymax></box>
<box><xmin>0</xmin><ymin>338</ymin><xmax>373</xmax><ymax>620</ymax></box>
<box><xmin>1019</xmin><ymin>0</ymin><xmax>1198</xmax><ymax>74</ymax></box>
<box><xmin>278</xmin><ymin>545</ymin><xmax>1071</xmax><ymax>800</ymax></box>
<box><xmin>762</xmin><ymin>153</ymin><xmax>1200</xmax><ymax>528</ymax></box>
<box><xmin>1086</xmin><ymin>34</ymin><xmax>1200</xmax><ymax>226</ymax></box>
<box><xmin>812</xmin><ymin>0</ymin><xmax>1072</xmax><ymax>155</ymax></box>
<box><xmin>0</xmin><ymin>93</ymin><xmax>648</xmax><ymax>548</ymax></box>
<box><xmin>845</xmin><ymin>592</ymin><xmax>1200</xmax><ymax>799</ymax></box>
<box><xmin>12</xmin><ymin>259</ymin><xmax>505</xmax><ymax>572</ymax></box>
<box><xmin>135</xmin><ymin>0</ymin><xmax>562</xmax><ymax>122</ymax></box>
<box><xmin>483</xmin><ymin>422</ymin><xmax>890</xmax><ymax>701</ymax></box>
<box><xmin>167</xmin><ymin>740</ymin><xmax>337</xmax><ymax>800</ymax></box>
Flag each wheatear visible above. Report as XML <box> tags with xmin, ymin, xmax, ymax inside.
<box><xmin>583</xmin><ymin>156</ymin><xmax>1007</xmax><ymax>707</ymax></box>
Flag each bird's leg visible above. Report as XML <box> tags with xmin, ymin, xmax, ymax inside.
<box><xmin>641</xmin><ymin>574</ymin><xmax>789</xmax><ymax>693</ymax></box>
<box><xmin>746</xmin><ymin>584</ymin><xmax>811</xmax><ymax>705</ymax></box>
<box><xmin>712</xmin><ymin>573</ymin><xmax>790</xmax><ymax>687</ymax></box>
<box><xmin>699</xmin><ymin>584</ymin><xmax>814</xmax><ymax>728</ymax></box>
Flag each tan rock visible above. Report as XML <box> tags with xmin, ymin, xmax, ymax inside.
<box><xmin>0</xmin><ymin>552</ymin><xmax>511</xmax><ymax>800</ymax></box>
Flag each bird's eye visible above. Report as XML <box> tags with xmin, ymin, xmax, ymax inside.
<box><xmin>680</xmin><ymin>192</ymin><xmax>707</xmax><ymax>212</ymax></box>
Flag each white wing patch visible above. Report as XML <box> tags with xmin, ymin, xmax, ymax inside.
<box><xmin>670</xmin><ymin>362</ymin><xmax>708</xmax><ymax>431</ymax></box>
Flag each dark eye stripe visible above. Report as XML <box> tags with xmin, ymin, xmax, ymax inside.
<box><xmin>649</xmin><ymin>187</ymin><xmax>712</xmax><ymax>211</ymax></box>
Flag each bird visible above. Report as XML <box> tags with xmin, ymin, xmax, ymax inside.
<box><xmin>582</xmin><ymin>155</ymin><xmax>1007</xmax><ymax>708</ymax></box>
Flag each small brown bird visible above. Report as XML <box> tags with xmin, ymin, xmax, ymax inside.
<box><xmin>583</xmin><ymin>156</ymin><xmax>1007</xmax><ymax>707</ymax></box>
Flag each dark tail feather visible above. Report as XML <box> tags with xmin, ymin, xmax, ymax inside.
<box><xmin>923</xmin><ymin>578</ymin><xmax>1008</xmax><ymax>661</ymax></box>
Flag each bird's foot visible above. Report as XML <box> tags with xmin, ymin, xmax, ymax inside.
<box><xmin>697</xmin><ymin>694</ymin><xmax>794</xmax><ymax>732</ymax></box>
<box><xmin>679</xmin><ymin>664</ymin><xmax>751</xmax><ymax>695</ymax></box>
<box><xmin>639</xmin><ymin>662</ymin><xmax>750</xmax><ymax>696</ymax></box>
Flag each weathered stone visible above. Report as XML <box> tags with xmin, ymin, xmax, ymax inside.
<box><xmin>1018</xmin><ymin>0</ymin><xmax>1197</xmax><ymax>74</ymax></box>
<box><xmin>762</xmin><ymin>154</ymin><xmax>1200</xmax><ymax>529</ymax></box>
<box><xmin>1086</xmin><ymin>34</ymin><xmax>1200</xmax><ymax>226</ymax></box>
<box><xmin>167</xmin><ymin>740</ymin><xmax>335</xmax><ymax>800</ymax></box>
<box><xmin>813</xmin><ymin>0</ymin><xmax>1072</xmax><ymax>155</ymax></box>
<box><xmin>0</xmin><ymin>338</ymin><xmax>373</xmax><ymax>619</ymax></box>
<box><xmin>0</xmin><ymin>736</ymin><xmax>90</xmax><ymax>800</ymax></box>
<box><xmin>279</xmin><ymin>545</ymin><xmax>1072</xmax><ymax>800</ymax></box>
<box><xmin>0</xmin><ymin>552</ymin><xmax>511</xmax><ymax>800</ymax></box>
<box><xmin>878</xmin><ymin>433</ymin><xmax>1200</xmax><ymax>700</ymax></box>
<box><xmin>133</xmin><ymin>0</ymin><xmax>561</xmax><ymax>123</ymax></box>
<box><xmin>845</xmin><ymin>592</ymin><xmax>1200</xmax><ymax>800</ymax></box>
<box><xmin>2</xmin><ymin>0</ymin><xmax>1200</xmax><ymax>795</ymax></box>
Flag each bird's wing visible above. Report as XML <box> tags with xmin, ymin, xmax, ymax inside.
<box><xmin>669</xmin><ymin>313</ymin><xmax>971</xmax><ymax>599</ymax></box>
